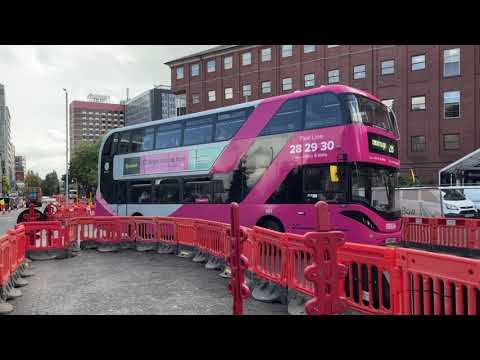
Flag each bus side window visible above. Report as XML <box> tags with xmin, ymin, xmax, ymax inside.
<box><xmin>131</xmin><ymin>129</ymin><xmax>145</xmax><ymax>153</ymax></box>
<box><xmin>183</xmin><ymin>178</ymin><xmax>212</xmax><ymax>204</ymax></box>
<box><xmin>305</xmin><ymin>93</ymin><xmax>343</xmax><ymax>129</ymax></box>
<box><xmin>215</xmin><ymin>109</ymin><xmax>251</xmax><ymax>141</ymax></box>
<box><xmin>267</xmin><ymin>167</ymin><xmax>302</xmax><ymax>204</ymax></box>
<box><xmin>153</xmin><ymin>179</ymin><xmax>179</xmax><ymax>204</ymax></box>
<box><xmin>184</xmin><ymin>116</ymin><xmax>215</xmax><ymax>146</ymax></box>
<box><xmin>128</xmin><ymin>181</ymin><xmax>153</xmax><ymax>204</ymax></box>
<box><xmin>259</xmin><ymin>98</ymin><xmax>303</xmax><ymax>136</ymax></box>
<box><xmin>111</xmin><ymin>133</ymin><xmax>119</xmax><ymax>155</ymax></box>
<box><xmin>118</xmin><ymin>131</ymin><xmax>131</xmax><ymax>154</ymax></box>
<box><xmin>303</xmin><ymin>165</ymin><xmax>346</xmax><ymax>203</ymax></box>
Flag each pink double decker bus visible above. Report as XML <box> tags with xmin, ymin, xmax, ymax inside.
<box><xmin>96</xmin><ymin>84</ymin><xmax>400</xmax><ymax>245</ymax></box>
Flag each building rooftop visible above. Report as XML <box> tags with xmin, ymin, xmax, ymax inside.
<box><xmin>164</xmin><ymin>45</ymin><xmax>247</xmax><ymax>66</ymax></box>
<box><xmin>70</xmin><ymin>101</ymin><xmax>125</xmax><ymax>112</ymax></box>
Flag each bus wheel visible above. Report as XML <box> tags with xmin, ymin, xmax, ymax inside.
<box><xmin>132</xmin><ymin>212</ymin><xmax>143</xmax><ymax>216</ymax></box>
<box><xmin>257</xmin><ymin>217</ymin><xmax>284</xmax><ymax>233</ymax></box>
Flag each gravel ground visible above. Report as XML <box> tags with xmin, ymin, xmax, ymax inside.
<box><xmin>9</xmin><ymin>249</ymin><xmax>288</xmax><ymax>315</ymax></box>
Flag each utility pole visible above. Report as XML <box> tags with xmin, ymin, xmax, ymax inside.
<box><xmin>63</xmin><ymin>88</ymin><xmax>69</xmax><ymax>206</ymax></box>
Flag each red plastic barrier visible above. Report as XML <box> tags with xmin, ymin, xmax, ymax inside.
<box><xmin>396</xmin><ymin>247</ymin><xmax>480</xmax><ymax>315</ymax></box>
<box><xmin>15</xmin><ymin>225</ymin><xmax>26</xmax><ymax>266</ymax></box>
<box><xmin>435</xmin><ymin>218</ymin><xmax>473</xmax><ymax>249</ymax></box>
<box><xmin>23</xmin><ymin>221</ymin><xmax>66</xmax><ymax>254</ymax></box>
<box><xmin>304</xmin><ymin>230</ymin><xmax>347</xmax><ymax>315</ymax></box>
<box><xmin>227</xmin><ymin>203</ymin><xmax>250</xmax><ymax>315</ymax></box>
<box><xmin>0</xmin><ymin>235</ymin><xmax>10</xmax><ymax>288</ymax></box>
<box><xmin>285</xmin><ymin>233</ymin><xmax>315</xmax><ymax>296</ymax></box>
<box><xmin>156</xmin><ymin>218</ymin><xmax>177</xmax><ymax>246</ymax></box>
<box><xmin>402</xmin><ymin>217</ymin><xmax>436</xmax><ymax>246</ymax></box>
<box><xmin>338</xmin><ymin>243</ymin><xmax>401</xmax><ymax>315</ymax></box>
<box><xmin>250</xmin><ymin>227</ymin><xmax>288</xmax><ymax>286</ymax></box>
<box><xmin>132</xmin><ymin>217</ymin><xmax>157</xmax><ymax>245</ymax></box>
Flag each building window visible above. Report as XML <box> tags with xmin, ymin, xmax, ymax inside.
<box><xmin>191</xmin><ymin>63</ymin><xmax>199</xmax><ymax>76</ymax></box>
<box><xmin>242</xmin><ymin>52</ymin><xmax>251</xmax><ymax>66</ymax></box>
<box><xmin>327</xmin><ymin>45</ymin><xmax>339</xmax><ymax>48</ymax></box>
<box><xmin>443</xmin><ymin>134</ymin><xmax>460</xmax><ymax>150</ymax></box>
<box><xmin>224</xmin><ymin>87</ymin><xmax>233</xmax><ymax>100</ymax></box>
<box><xmin>224</xmin><ymin>56</ymin><xmax>233</xmax><ymax>70</ymax></box>
<box><xmin>328</xmin><ymin>69</ymin><xmax>339</xmax><ymax>84</ymax></box>
<box><xmin>281</xmin><ymin>45</ymin><xmax>293</xmax><ymax>58</ymax></box>
<box><xmin>192</xmin><ymin>94</ymin><xmax>200</xmax><ymax>104</ymax></box>
<box><xmin>444</xmin><ymin>90</ymin><xmax>460</xmax><ymax>118</ymax></box>
<box><xmin>303</xmin><ymin>45</ymin><xmax>315</xmax><ymax>53</ymax></box>
<box><xmin>444</xmin><ymin>48</ymin><xmax>460</xmax><ymax>77</ymax></box>
<box><xmin>411</xmin><ymin>96</ymin><xmax>426</xmax><ymax>111</ymax></box>
<box><xmin>261</xmin><ymin>48</ymin><xmax>271</xmax><ymax>62</ymax></box>
<box><xmin>262</xmin><ymin>81</ymin><xmax>271</xmax><ymax>94</ymax></box>
<box><xmin>242</xmin><ymin>84</ymin><xmax>252</xmax><ymax>97</ymax></box>
<box><xmin>177</xmin><ymin>66</ymin><xmax>183</xmax><ymax>79</ymax></box>
<box><xmin>353</xmin><ymin>64</ymin><xmax>366</xmax><ymax>79</ymax></box>
<box><xmin>207</xmin><ymin>59</ymin><xmax>216</xmax><ymax>73</ymax></box>
<box><xmin>282</xmin><ymin>78</ymin><xmax>293</xmax><ymax>91</ymax></box>
<box><xmin>381</xmin><ymin>60</ymin><xmax>395</xmax><ymax>75</ymax></box>
<box><xmin>411</xmin><ymin>136</ymin><xmax>426</xmax><ymax>152</ymax></box>
<box><xmin>208</xmin><ymin>90</ymin><xmax>216</xmax><ymax>102</ymax></box>
<box><xmin>304</xmin><ymin>73</ymin><xmax>315</xmax><ymax>87</ymax></box>
<box><xmin>411</xmin><ymin>54</ymin><xmax>426</xmax><ymax>71</ymax></box>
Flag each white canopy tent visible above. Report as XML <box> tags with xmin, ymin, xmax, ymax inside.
<box><xmin>439</xmin><ymin>147</ymin><xmax>480</xmax><ymax>185</ymax></box>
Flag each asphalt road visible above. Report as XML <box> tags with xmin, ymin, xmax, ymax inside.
<box><xmin>0</xmin><ymin>208</ymin><xmax>23</xmax><ymax>235</ymax></box>
<box><xmin>9</xmin><ymin>249</ymin><xmax>288</xmax><ymax>315</ymax></box>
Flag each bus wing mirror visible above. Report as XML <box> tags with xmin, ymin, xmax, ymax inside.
<box><xmin>330</xmin><ymin>165</ymin><xmax>340</xmax><ymax>183</ymax></box>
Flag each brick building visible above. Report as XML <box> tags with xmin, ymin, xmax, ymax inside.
<box><xmin>165</xmin><ymin>45</ymin><xmax>480</xmax><ymax>184</ymax></box>
<box><xmin>69</xmin><ymin>97</ymin><xmax>125</xmax><ymax>157</ymax></box>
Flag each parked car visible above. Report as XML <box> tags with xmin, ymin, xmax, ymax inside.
<box><xmin>397</xmin><ymin>187</ymin><xmax>477</xmax><ymax>218</ymax></box>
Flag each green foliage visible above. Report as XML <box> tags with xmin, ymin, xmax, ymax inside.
<box><xmin>69</xmin><ymin>140</ymin><xmax>101</xmax><ymax>194</ymax></box>
<box><xmin>41</xmin><ymin>170</ymin><xmax>60</xmax><ymax>196</ymax></box>
<box><xmin>1</xmin><ymin>176</ymin><xmax>9</xmax><ymax>194</ymax></box>
<box><xmin>25</xmin><ymin>170</ymin><xmax>42</xmax><ymax>187</ymax></box>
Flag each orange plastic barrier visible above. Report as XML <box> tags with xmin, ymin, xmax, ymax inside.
<box><xmin>285</xmin><ymin>233</ymin><xmax>314</xmax><ymax>296</ymax></box>
<box><xmin>396</xmin><ymin>247</ymin><xmax>480</xmax><ymax>315</ymax></box>
<box><xmin>338</xmin><ymin>243</ymin><xmax>401</xmax><ymax>315</ymax></box>
<box><xmin>402</xmin><ymin>216</ymin><xmax>480</xmax><ymax>252</ymax></box>
<box><xmin>156</xmin><ymin>217</ymin><xmax>178</xmax><ymax>247</ymax></box>
<box><xmin>402</xmin><ymin>217</ymin><xmax>436</xmax><ymax>247</ymax></box>
<box><xmin>24</xmin><ymin>221</ymin><xmax>66</xmax><ymax>255</ymax></box>
<box><xmin>0</xmin><ymin>235</ymin><xmax>10</xmax><ymax>288</ymax></box>
<box><xmin>250</xmin><ymin>227</ymin><xmax>288</xmax><ymax>286</ymax></box>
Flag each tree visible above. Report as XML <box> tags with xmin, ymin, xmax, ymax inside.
<box><xmin>69</xmin><ymin>140</ymin><xmax>101</xmax><ymax>196</ymax></box>
<box><xmin>1</xmin><ymin>176</ymin><xmax>9</xmax><ymax>194</ymax></box>
<box><xmin>41</xmin><ymin>170</ymin><xmax>60</xmax><ymax>196</ymax></box>
<box><xmin>24</xmin><ymin>170</ymin><xmax>42</xmax><ymax>187</ymax></box>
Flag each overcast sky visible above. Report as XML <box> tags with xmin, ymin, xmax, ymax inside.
<box><xmin>0</xmin><ymin>45</ymin><xmax>215</xmax><ymax>178</ymax></box>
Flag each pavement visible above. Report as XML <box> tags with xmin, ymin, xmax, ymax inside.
<box><xmin>9</xmin><ymin>249</ymin><xmax>288</xmax><ymax>315</ymax></box>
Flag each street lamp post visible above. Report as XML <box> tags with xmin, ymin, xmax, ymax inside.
<box><xmin>63</xmin><ymin>89</ymin><xmax>69</xmax><ymax>206</ymax></box>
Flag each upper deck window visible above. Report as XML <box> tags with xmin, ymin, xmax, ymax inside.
<box><xmin>305</xmin><ymin>93</ymin><xmax>344</xmax><ymax>129</ymax></box>
<box><xmin>183</xmin><ymin>116</ymin><xmax>215</xmax><ymax>146</ymax></box>
<box><xmin>118</xmin><ymin>131</ymin><xmax>131</xmax><ymax>154</ymax></box>
<box><xmin>155</xmin><ymin>122</ymin><xmax>182</xmax><ymax>150</ymax></box>
<box><xmin>215</xmin><ymin>109</ymin><xmax>251</xmax><ymax>141</ymax></box>
<box><xmin>344</xmin><ymin>94</ymin><xmax>397</xmax><ymax>135</ymax></box>
<box><xmin>259</xmin><ymin>97</ymin><xmax>303</xmax><ymax>136</ymax></box>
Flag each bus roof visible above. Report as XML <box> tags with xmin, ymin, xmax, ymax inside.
<box><xmin>107</xmin><ymin>84</ymin><xmax>381</xmax><ymax>137</ymax></box>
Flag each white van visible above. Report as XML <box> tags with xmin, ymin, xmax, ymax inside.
<box><xmin>398</xmin><ymin>187</ymin><xmax>477</xmax><ymax>218</ymax></box>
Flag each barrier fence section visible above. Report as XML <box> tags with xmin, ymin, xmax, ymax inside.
<box><xmin>0</xmin><ymin>223</ymin><xmax>30</xmax><ymax>313</ymax></box>
<box><xmin>7</xmin><ymin>204</ymin><xmax>480</xmax><ymax>315</ymax></box>
<box><xmin>402</xmin><ymin>216</ymin><xmax>480</xmax><ymax>252</ymax></box>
